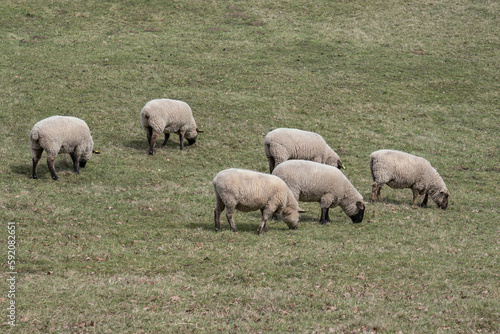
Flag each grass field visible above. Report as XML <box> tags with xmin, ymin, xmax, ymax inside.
<box><xmin>1</xmin><ymin>0</ymin><xmax>499</xmax><ymax>332</ymax></box>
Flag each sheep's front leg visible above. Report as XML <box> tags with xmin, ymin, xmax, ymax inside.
<box><xmin>320</xmin><ymin>207</ymin><xmax>330</xmax><ymax>224</ymax></box>
<box><xmin>47</xmin><ymin>155</ymin><xmax>59</xmax><ymax>181</ymax></box>
<box><xmin>162</xmin><ymin>133</ymin><xmax>170</xmax><ymax>147</ymax></box>
<box><xmin>411</xmin><ymin>188</ymin><xmax>420</xmax><ymax>207</ymax></box>
<box><xmin>260</xmin><ymin>209</ymin><xmax>269</xmax><ymax>232</ymax></box>
<box><xmin>148</xmin><ymin>132</ymin><xmax>158</xmax><ymax>155</ymax></box>
<box><xmin>420</xmin><ymin>193</ymin><xmax>429</xmax><ymax>207</ymax></box>
<box><xmin>32</xmin><ymin>149</ymin><xmax>43</xmax><ymax>179</ymax></box>
<box><xmin>258</xmin><ymin>208</ymin><xmax>273</xmax><ymax>235</ymax></box>
<box><xmin>178</xmin><ymin>131</ymin><xmax>185</xmax><ymax>150</ymax></box>
<box><xmin>69</xmin><ymin>153</ymin><xmax>80</xmax><ymax>174</ymax></box>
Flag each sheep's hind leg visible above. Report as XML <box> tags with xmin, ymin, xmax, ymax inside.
<box><xmin>47</xmin><ymin>155</ymin><xmax>59</xmax><ymax>181</ymax></box>
<box><xmin>146</xmin><ymin>127</ymin><xmax>153</xmax><ymax>145</ymax></box>
<box><xmin>214</xmin><ymin>194</ymin><xmax>225</xmax><ymax>231</ymax></box>
<box><xmin>214</xmin><ymin>209</ymin><xmax>221</xmax><ymax>231</ymax></box>
<box><xmin>371</xmin><ymin>182</ymin><xmax>382</xmax><ymax>202</ymax></box>
<box><xmin>371</xmin><ymin>183</ymin><xmax>377</xmax><ymax>201</ymax></box>
<box><xmin>32</xmin><ymin>149</ymin><xmax>43</xmax><ymax>179</ymax></box>
<box><xmin>148</xmin><ymin>132</ymin><xmax>158</xmax><ymax>155</ymax></box>
<box><xmin>267</xmin><ymin>156</ymin><xmax>275</xmax><ymax>173</ymax></box>
<box><xmin>225</xmin><ymin>208</ymin><xmax>238</xmax><ymax>233</ymax></box>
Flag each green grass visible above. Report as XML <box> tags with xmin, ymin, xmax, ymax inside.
<box><xmin>1</xmin><ymin>0</ymin><xmax>499</xmax><ymax>332</ymax></box>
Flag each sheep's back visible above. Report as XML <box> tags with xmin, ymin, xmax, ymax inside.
<box><xmin>31</xmin><ymin>116</ymin><xmax>91</xmax><ymax>152</ymax></box>
<box><xmin>273</xmin><ymin>160</ymin><xmax>350</xmax><ymax>201</ymax></box>
<box><xmin>141</xmin><ymin>99</ymin><xmax>194</xmax><ymax>133</ymax></box>
<box><xmin>370</xmin><ymin>150</ymin><xmax>427</xmax><ymax>187</ymax></box>
<box><xmin>213</xmin><ymin>169</ymin><xmax>286</xmax><ymax>209</ymax></box>
<box><xmin>265</xmin><ymin>128</ymin><xmax>327</xmax><ymax>159</ymax></box>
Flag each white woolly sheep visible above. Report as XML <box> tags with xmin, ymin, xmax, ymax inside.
<box><xmin>272</xmin><ymin>160</ymin><xmax>365</xmax><ymax>224</ymax></box>
<box><xmin>30</xmin><ymin>116</ymin><xmax>97</xmax><ymax>180</ymax></box>
<box><xmin>370</xmin><ymin>149</ymin><xmax>449</xmax><ymax>209</ymax></box>
<box><xmin>212</xmin><ymin>168</ymin><xmax>305</xmax><ymax>235</ymax></box>
<box><xmin>140</xmin><ymin>99</ymin><xmax>203</xmax><ymax>155</ymax></box>
<box><xmin>263</xmin><ymin>128</ymin><xmax>343</xmax><ymax>173</ymax></box>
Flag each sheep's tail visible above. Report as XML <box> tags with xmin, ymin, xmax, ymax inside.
<box><xmin>263</xmin><ymin>141</ymin><xmax>276</xmax><ymax>173</ymax></box>
<box><xmin>369</xmin><ymin>155</ymin><xmax>376</xmax><ymax>181</ymax></box>
<box><xmin>140</xmin><ymin>108</ymin><xmax>150</xmax><ymax>129</ymax></box>
<box><xmin>30</xmin><ymin>128</ymin><xmax>39</xmax><ymax>142</ymax></box>
<box><xmin>263</xmin><ymin>141</ymin><xmax>270</xmax><ymax>157</ymax></box>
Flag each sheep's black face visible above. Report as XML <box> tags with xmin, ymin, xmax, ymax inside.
<box><xmin>349</xmin><ymin>210</ymin><xmax>364</xmax><ymax>223</ymax></box>
<box><xmin>187</xmin><ymin>137</ymin><xmax>197</xmax><ymax>146</ymax></box>
<box><xmin>438</xmin><ymin>193</ymin><xmax>449</xmax><ymax>210</ymax></box>
<box><xmin>349</xmin><ymin>201</ymin><xmax>365</xmax><ymax>223</ymax></box>
<box><xmin>79</xmin><ymin>160</ymin><xmax>88</xmax><ymax>168</ymax></box>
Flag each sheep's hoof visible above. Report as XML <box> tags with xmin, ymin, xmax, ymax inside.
<box><xmin>320</xmin><ymin>221</ymin><xmax>327</xmax><ymax>225</ymax></box>
<box><xmin>52</xmin><ymin>177</ymin><xmax>59</xmax><ymax>181</ymax></box>
<box><xmin>33</xmin><ymin>175</ymin><xmax>38</xmax><ymax>180</ymax></box>
<box><xmin>148</xmin><ymin>151</ymin><xmax>154</xmax><ymax>156</ymax></box>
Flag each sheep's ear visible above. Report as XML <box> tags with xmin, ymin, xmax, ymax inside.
<box><xmin>298</xmin><ymin>208</ymin><xmax>306</xmax><ymax>213</ymax></box>
<box><xmin>92</xmin><ymin>149</ymin><xmax>100</xmax><ymax>154</ymax></box>
<box><xmin>356</xmin><ymin>201</ymin><xmax>365</xmax><ymax>210</ymax></box>
<box><xmin>196</xmin><ymin>128</ymin><xmax>204</xmax><ymax>133</ymax></box>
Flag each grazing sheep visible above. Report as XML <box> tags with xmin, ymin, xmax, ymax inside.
<box><xmin>370</xmin><ymin>149</ymin><xmax>449</xmax><ymax>209</ymax></box>
<box><xmin>272</xmin><ymin>160</ymin><xmax>365</xmax><ymax>224</ymax></box>
<box><xmin>263</xmin><ymin>128</ymin><xmax>343</xmax><ymax>173</ymax></box>
<box><xmin>30</xmin><ymin>116</ymin><xmax>97</xmax><ymax>180</ymax></box>
<box><xmin>140</xmin><ymin>99</ymin><xmax>203</xmax><ymax>155</ymax></box>
<box><xmin>212</xmin><ymin>168</ymin><xmax>305</xmax><ymax>235</ymax></box>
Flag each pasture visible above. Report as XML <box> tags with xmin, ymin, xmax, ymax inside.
<box><xmin>0</xmin><ymin>0</ymin><xmax>498</xmax><ymax>332</ymax></box>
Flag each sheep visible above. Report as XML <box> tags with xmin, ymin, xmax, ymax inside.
<box><xmin>212</xmin><ymin>168</ymin><xmax>305</xmax><ymax>235</ymax></box>
<box><xmin>140</xmin><ymin>99</ymin><xmax>203</xmax><ymax>155</ymax></box>
<box><xmin>370</xmin><ymin>149</ymin><xmax>449</xmax><ymax>209</ymax></box>
<box><xmin>263</xmin><ymin>128</ymin><xmax>343</xmax><ymax>173</ymax></box>
<box><xmin>272</xmin><ymin>160</ymin><xmax>365</xmax><ymax>224</ymax></box>
<box><xmin>30</xmin><ymin>116</ymin><xmax>97</xmax><ymax>180</ymax></box>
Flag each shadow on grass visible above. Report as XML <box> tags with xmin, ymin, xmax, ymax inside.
<box><xmin>10</xmin><ymin>164</ymin><xmax>31</xmax><ymax>178</ymax></box>
<box><xmin>124</xmin><ymin>139</ymin><xmax>184</xmax><ymax>153</ymax></box>
<box><xmin>11</xmin><ymin>158</ymin><xmax>77</xmax><ymax>179</ymax></box>
<box><xmin>370</xmin><ymin>198</ymin><xmax>439</xmax><ymax>209</ymax></box>
<box><xmin>190</xmin><ymin>211</ymin><xmax>322</xmax><ymax>233</ymax></box>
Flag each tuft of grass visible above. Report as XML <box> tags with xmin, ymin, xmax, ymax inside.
<box><xmin>1</xmin><ymin>0</ymin><xmax>499</xmax><ymax>332</ymax></box>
